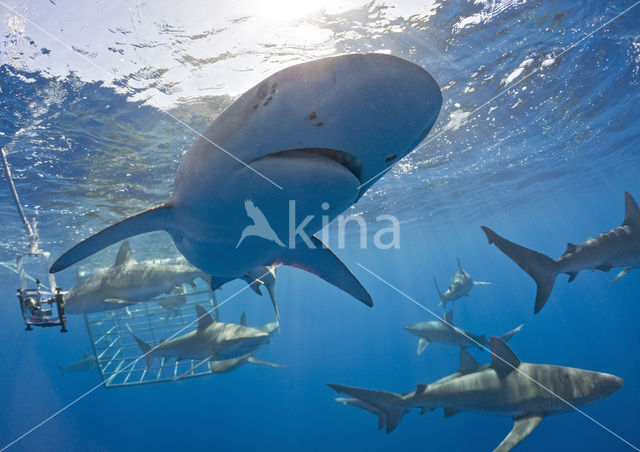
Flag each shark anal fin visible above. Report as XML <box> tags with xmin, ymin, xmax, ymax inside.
<box><xmin>494</xmin><ymin>414</ymin><xmax>544</xmax><ymax>452</ymax></box>
<box><xmin>623</xmin><ymin>192</ymin><xmax>640</xmax><ymax>228</ymax></box>
<box><xmin>50</xmin><ymin>203</ymin><xmax>173</xmax><ymax>273</ymax></box>
<box><xmin>490</xmin><ymin>337</ymin><xmax>521</xmax><ymax>377</ymax></box>
<box><xmin>443</xmin><ymin>407</ymin><xmax>461</xmax><ymax>418</ymax></box>
<box><xmin>274</xmin><ymin>236</ymin><xmax>372</xmax><ymax>306</ymax></box>
<box><xmin>417</xmin><ymin>338</ymin><xmax>429</xmax><ymax>355</ymax></box>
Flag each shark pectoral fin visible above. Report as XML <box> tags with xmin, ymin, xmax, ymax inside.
<box><xmin>494</xmin><ymin>414</ymin><xmax>544</xmax><ymax>452</ymax></box>
<box><xmin>473</xmin><ymin>281</ymin><xmax>493</xmax><ymax>285</ymax></box>
<box><xmin>50</xmin><ymin>203</ymin><xmax>173</xmax><ymax>273</ymax></box>
<box><xmin>498</xmin><ymin>324</ymin><xmax>524</xmax><ymax>344</ymax></box>
<box><xmin>247</xmin><ymin>357</ymin><xmax>285</xmax><ymax>368</ymax></box>
<box><xmin>103</xmin><ymin>298</ymin><xmax>141</xmax><ymax>305</ymax></box>
<box><xmin>417</xmin><ymin>338</ymin><xmax>429</xmax><ymax>355</ymax></box>
<box><xmin>443</xmin><ymin>407</ymin><xmax>461</xmax><ymax>418</ymax></box>
<box><xmin>480</xmin><ymin>226</ymin><xmax>558</xmax><ymax>314</ymax></box>
<box><xmin>458</xmin><ymin>348</ymin><xmax>480</xmax><ymax>373</ymax></box>
<box><xmin>456</xmin><ymin>258</ymin><xmax>463</xmax><ymax>271</ymax></box>
<box><xmin>433</xmin><ymin>277</ymin><xmax>446</xmax><ymax>304</ymax></box>
<box><xmin>274</xmin><ymin>236</ymin><xmax>372</xmax><ymax>306</ymax></box>
<box><xmin>613</xmin><ymin>266</ymin><xmax>636</xmax><ymax>282</ymax></box>
<box><xmin>265</xmin><ymin>283</ymin><xmax>279</xmax><ymax>321</ymax></box>
<box><xmin>173</xmin><ymin>354</ymin><xmax>216</xmax><ymax>381</ymax></box>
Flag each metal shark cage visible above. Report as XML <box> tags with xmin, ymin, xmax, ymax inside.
<box><xmin>84</xmin><ymin>284</ymin><xmax>218</xmax><ymax>388</ymax></box>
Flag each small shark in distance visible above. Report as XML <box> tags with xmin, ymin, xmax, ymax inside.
<box><xmin>57</xmin><ymin>352</ymin><xmax>98</xmax><ymax>374</ymax></box>
<box><xmin>481</xmin><ymin>192</ymin><xmax>640</xmax><ymax>313</ymax></box>
<box><xmin>209</xmin><ymin>312</ymin><xmax>284</xmax><ymax>374</ymax></box>
<box><xmin>403</xmin><ymin>310</ymin><xmax>523</xmax><ymax>354</ymax></box>
<box><xmin>129</xmin><ymin>304</ymin><xmax>270</xmax><ymax>380</ymax></box>
<box><xmin>329</xmin><ymin>337</ymin><xmax>623</xmax><ymax>452</ymax></box>
<box><xmin>64</xmin><ymin>241</ymin><xmax>210</xmax><ymax>314</ymax></box>
<box><xmin>434</xmin><ymin>258</ymin><xmax>492</xmax><ymax>308</ymax></box>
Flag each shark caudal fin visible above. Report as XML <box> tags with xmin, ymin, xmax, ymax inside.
<box><xmin>328</xmin><ymin>384</ymin><xmax>407</xmax><ymax>433</ymax></box>
<box><xmin>274</xmin><ymin>236</ymin><xmax>372</xmax><ymax>307</ymax></box>
<box><xmin>50</xmin><ymin>203</ymin><xmax>174</xmax><ymax>273</ymax></box>
<box><xmin>498</xmin><ymin>324</ymin><xmax>524</xmax><ymax>344</ymax></box>
<box><xmin>481</xmin><ymin>227</ymin><xmax>558</xmax><ymax>314</ymax></box>
<box><xmin>127</xmin><ymin>327</ymin><xmax>154</xmax><ymax>370</ymax></box>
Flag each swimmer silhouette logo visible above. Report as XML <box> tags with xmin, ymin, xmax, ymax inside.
<box><xmin>236</xmin><ymin>200</ymin><xmax>285</xmax><ymax>248</ymax></box>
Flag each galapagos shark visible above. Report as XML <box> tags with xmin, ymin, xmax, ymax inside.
<box><xmin>329</xmin><ymin>337</ymin><xmax>623</xmax><ymax>452</ymax></box>
<box><xmin>209</xmin><ymin>312</ymin><xmax>283</xmax><ymax>374</ymax></box>
<box><xmin>50</xmin><ymin>53</ymin><xmax>442</xmax><ymax>310</ymax></box>
<box><xmin>129</xmin><ymin>304</ymin><xmax>269</xmax><ymax>380</ymax></box>
<box><xmin>434</xmin><ymin>258</ymin><xmax>492</xmax><ymax>308</ymax></box>
<box><xmin>63</xmin><ymin>241</ymin><xmax>209</xmax><ymax>314</ymax></box>
<box><xmin>57</xmin><ymin>352</ymin><xmax>98</xmax><ymax>374</ymax></box>
<box><xmin>403</xmin><ymin>310</ymin><xmax>522</xmax><ymax>354</ymax></box>
<box><xmin>481</xmin><ymin>192</ymin><xmax>640</xmax><ymax>313</ymax></box>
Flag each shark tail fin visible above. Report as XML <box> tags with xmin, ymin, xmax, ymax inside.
<box><xmin>433</xmin><ymin>277</ymin><xmax>446</xmax><ymax>305</ymax></box>
<box><xmin>128</xmin><ymin>327</ymin><xmax>154</xmax><ymax>370</ymax></box>
<box><xmin>481</xmin><ymin>227</ymin><xmax>558</xmax><ymax>314</ymax></box>
<box><xmin>328</xmin><ymin>384</ymin><xmax>406</xmax><ymax>434</ymax></box>
<box><xmin>50</xmin><ymin>203</ymin><xmax>174</xmax><ymax>273</ymax></box>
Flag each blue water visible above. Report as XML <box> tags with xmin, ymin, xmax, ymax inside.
<box><xmin>1</xmin><ymin>0</ymin><xmax>639</xmax><ymax>450</ymax></box>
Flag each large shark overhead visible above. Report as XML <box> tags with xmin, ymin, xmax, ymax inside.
<box><xmin>50</xmin><ymin>53</ymin><xmax>443</xmax><ymax>307</ymax></box>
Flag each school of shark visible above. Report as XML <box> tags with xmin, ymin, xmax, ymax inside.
<box><xmin>5</xmin><ymin>52</ymin><xmax>637</xmax><ymax>451</ymax></box>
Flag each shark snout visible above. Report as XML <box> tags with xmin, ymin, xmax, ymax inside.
<box><xmin>403</xmin><ymin>324</ymin><xmax>421</xmax><ymax>337</ymax></box>
<box><xmin>602</xmin><ymin>374</ymin><xmax>624</xmax><ymax>396</ymax></box>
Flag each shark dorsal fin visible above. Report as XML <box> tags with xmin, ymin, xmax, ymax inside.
<box><xmin>444</xmin><ymin>310</ymin><xmax>453</xmax><ymax>325</ymax></box>
<box><xmin>458</xmin><ymin>348</ymin><xmax>479</xmax><ymax>373</ymax></box>
<box><xmin>240</xmin><ymin>312</ymin><xmax>247</xmax><ymax>326</ymax></box>
<box><xmin>195</xmin><ymin>304</ymin><xmax>215</xmax><ymax>331</ymax></box>
<box><xmin>623</xmin><ymin>192</ymin><xmax>640</xmax><ymax>228</ymax></box>
<box><xmin>416</xmin><ymin>384</ymin><xmax>427</xmax><ymax>393</ymax></box>
<box><xmin>491</xmin><ymin>337</ymin><xmax>521</xmax><ymax>376</ymax></box>
<box><xmin>563</xmin><ymin>243</ymin><xmax>577</xmax><ymax>256</ymax></box>
<box><xmin>114</xmin><ymin>240</ymin><xmax>135</xmax><ymax>267</ymax></box>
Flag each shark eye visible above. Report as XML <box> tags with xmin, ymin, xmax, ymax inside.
<box><xmin>386</xmin><ymin>155</ymin><xmax>397</xmax><ymax>163</ymax></box>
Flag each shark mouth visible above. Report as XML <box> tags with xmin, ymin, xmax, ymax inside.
<box><xmin>249</xmin><ymin>148</ymin><xmax>363</xmax><ymax>183</ymax></box>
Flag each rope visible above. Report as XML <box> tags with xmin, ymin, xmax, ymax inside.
<box><xmin>1</xmin><ymin>147</ymin><xmax>38</xmax><ymax>249</ymax></box>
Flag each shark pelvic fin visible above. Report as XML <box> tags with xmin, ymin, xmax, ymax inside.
<box><xmin>50</xmin><ymin>203</ymin><xmax>174</xmax><ymax>273</ymax></box>
<box><xmin>443</xmin><ymin>407</ymin><xmax>461</xmax><ymax>418</ymax></box>
<box><xmin>481</xmin><ymin>226</ymin><xmax>558</xmax><ymax>314</ymax></box>
<box><xmin>273</xmin><ymin>236</ymin><xmax>372</xmax><ymax>306</ymax></box>
<box><xmin>623</xmin><ymin>192</ymin><xmax>640</xmax><ymax>228</ymax></box>
<box><xmin>114</xmin><ymin>240</ymin><xmax>136</xmax><ymax>267</ymax></box>
<box><xmin>247</xmin><ymin>357</ymin><xmax>285</xmax><ymax>368</ymax></box>
<box><xmin>417</xmin><ymin>338</ymin><xmax>429</xmax><ymax>355</ymax></box>
<box><xmin>195</xmin><ymin>304</ymin><xmax>216</xmax><ymax>331</ymax></box>
<box><xmin>613</xmin><ymin>266</ymin><xmax>636</xmax><ymax>282</ymax></box>
<box><xmin>494</xmin><ymin>414</ymin><xmax>544</xmax><ymax>452</ymax></box>
<box><xmin>459</xmin><ymin>348</ymin><xmax>479</xmax><ymax>373</ymax></box>
<box><xmin>491</xmin><ymin>337</ymin><xmax>521</xmax><ymax>377</ymax></box>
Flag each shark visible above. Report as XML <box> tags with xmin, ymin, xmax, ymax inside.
<box><xmin>433</xmin><ymin>258</ymin><xmax>492</xmax><ymax>308</ymax></box>
<box><xmin>50</xmin><ymin>53</ymin><xmax>442</xmax><ymax>310</ymax></box>
<box><xmin>63</xmin><ymin>241</ymin><xmax>210</xmax><ymax>314</ymax></box>
<box><xmin>57</xmin><ymin>352</ymin><xmax>98</xmax><ymax>374</ymax></box>
<box><xmin>130</xmin><ymin>304</ymin><xmax>270</xmax><ymax>380</ymax></box>
<box><xmin>403</xmin><ymin>310</ymin><xmax>522</xmax><ymax>354</ymax></box>
<box><xmin>209</xmin><ymin>312</ymin><xmax>283</xmax><ymax>374</ymax></box>
<box><xmin>481</xmin><ymin>191</ymin><xmax>640</xmax><ymax>313</ymax></box>
<box><xmin>329</xmin><ymin>337</ymin><xmax>623</xmax><ymax>452</ymax></box>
